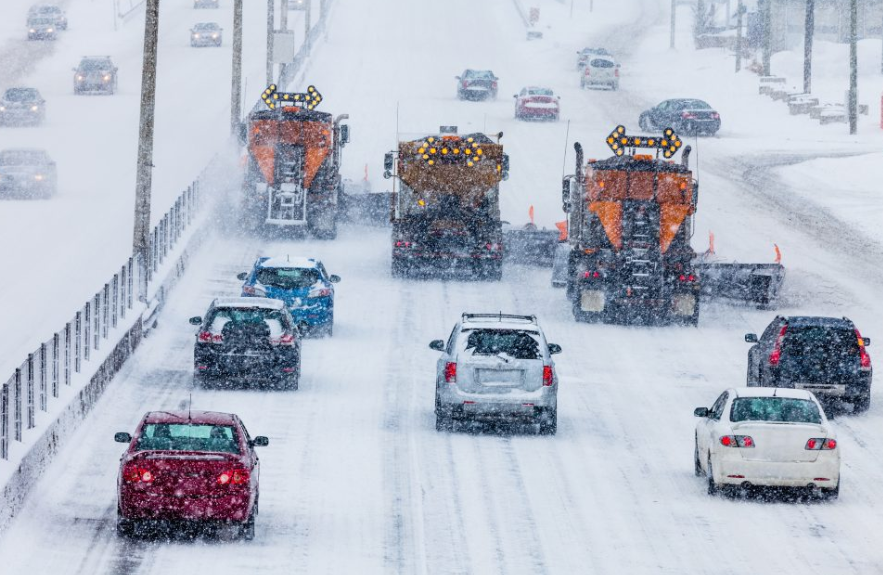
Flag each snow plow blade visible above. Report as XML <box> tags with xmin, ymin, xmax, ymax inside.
<box><xmin>502</xmin><ymin>228</ymin><xmax>559</xmax><ymax>266</ymax></box>
<box><xmin>693</xmin><ymin>262</ymin><xmax>785</xmax><ymax>308</ymax></box>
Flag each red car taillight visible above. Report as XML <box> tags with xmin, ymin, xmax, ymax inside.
<box><xmin>485</xmin><ymin>243</ymin><xmax>502</xmax><ymax>251</ymax></box>
<box><xmin>805</xmin><ymin>438</ymin><xmax>837</xmax><ymax>450</ymax></box>
<box><xmin>681</xmin><ymin>112</ymin><xmax>697</xmax><ymax>119</ymax></box>
<box><xmin>768</xmin><ymin>326</ymin><xmax>787</xmax><ymax>366</ymax></box>
<box><xmin>271</xmin><ymin>333</ymin><xmax>296</xmax><ymax>346</ymax></box>
<box><xmin>444</xmin><ymin>362</ymin><xmax>457</xmax><ymax>383</ymax></box>
<box><xmin>395</xmin><ymin>240</ymin><xmax>413</xmax><ymax>248</ymax></box>
<box><xmin>678</xmin><ymin>274</ymin><xmax>697</xmax><ymax>282</ymax></box>
<box><xmin>123</xmin><ymin>465</ymin><xmax>155</xmax><ymax>483</ymax></box>
<box><xmin>542</xmin><ymin>366</ymin><xmax>554</xmax><ymax>387</ymax></box>
<box><xmin>198</xmin><ymin>331</ymin><xmax>223</xmax><ymax>344</ymax></box>
<box><xmin>242</xmin><ymin>285</ymin><xmax>257</xmax><ymax>295</ymax></box>
<box><xmin>720</xmin><ymin>435</ymin><xmax>754</xmax><ymax>448</ymax></box>
<box><xmin>856</xmin><ymin>329</ymin><xmax>872</xmax><ymax>370</ymax></box>
<box><xmin>614</xmin><ymin>68</ymin><xmax>619</xmax><ymax>77</ymax></box>
<box><xmin>461</xmin><ymin>81</ymin><xmax>468</xmax><ymax>88</ymax></box>
<box><xmin>583</xmin><ymin>270</ymin><xmax>601</xmax><ymax>279</ymax></box>
<box><xmin>217</xmin><ymin>468</ymin><xmax>250</xmax><ymax>485</ymax></box>
<box><xmin>711</xmin><ymin>112</ymin><xmax>720</xmax><ymax>119</ymax></box>
<box><xmin>491</xmin><ymin>81</ymin><xmax>498</xmax><ymax>89</ymax></box>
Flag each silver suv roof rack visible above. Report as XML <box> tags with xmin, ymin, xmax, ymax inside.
<box><xmin>462</xmin><ymin>312</ymin><xmax>537</xmax><ymax>325</ymax></box>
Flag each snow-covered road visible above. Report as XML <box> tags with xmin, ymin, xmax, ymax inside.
<box><xmin>2</xmin><ymin>0</ymin><xmax>883</xmax><ymax>572</ymax></box>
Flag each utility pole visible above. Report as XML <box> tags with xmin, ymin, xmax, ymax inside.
<box><xmin>761</xmin><ymin>0</ymin><xmax>772</xmax><ymax>76</ymax></box>
<box><xmin>231</xmin><ymin>0</ymin><xmax>242</xmax><ymax>135</ymax></box>
<box><xmin>803</xmin><ymin>0</ymin><xmax>814</xmax><ymax>93</ymax></box>
<box><xmin>266</xmin><ymin>0</ymin><xmax>274</xmax><ymax>85</ymax></box>
<box><xmin>848</xmin><ymin>0</ymin><xmax>857</xmax><ymax>134</ymax></box>
<box><xmin>735</xmin><ymin>0</ymin><xmax>744</xmax><ymax>72</ymax></box>
<box><xmin>670</xmin><ymin>0</ymin><xmax>676</xmax><ymax>48</ymax></box>
<box><xmin>280</xmin><ymin>0</ymin><xmax>288</xmax><ymax>31</ymax></box>
<box><xmin>133</xmin><ymin>0</ymin><xmax>160</xmax><ymax>303</ymax></box>
<box><xmin>304</xmin><ymin>0</ymin><xmax>311</xmax><ymax>51</ymax></box>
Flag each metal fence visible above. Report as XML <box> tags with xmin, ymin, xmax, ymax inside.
<box><xmin>0</xmin><ymin>182</ymin><xmax>201</xmax><ymax>460</ymax></box>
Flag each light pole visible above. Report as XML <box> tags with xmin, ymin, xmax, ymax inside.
<box><xmin>133</xmin><ymin>0</ymin><xmax>160</xmax><ymax>302</ymax></box>
<box><xmin>761</xmin><ymin>0</ymin><xmax>772</xmax><ymax>76</ymax></box>
<box><xmin>735</xmin><ymin>0</ymin><xmax>744</xmax><ymax>72</ymax></box>
<box><xmin>266</xmin><ymin>0</ymin><xmax>274</xmax><ymax>85</ymax></box>
<box><xmin>848</xmin><ymin>0</ymin><xmax>857</xmax><ymax>134</ymax></box>
<box><xmin>304</xmin><ymin>0</ymin><xmax>311</xmax><ymax>51</ymax></box>
<box><xmin>803</xmin><ymin>0</ymin><xmax>814</xmax><ymax>94</ymax></box>
<box><xmin>670</xmin><ymin>0</ymin><xmax>676</xmax><ymax>48</ymax></box>
<box><xmin>231</xmin><ymin>0</ymin><xmax>242</xmax><ymax>135</ymax></box>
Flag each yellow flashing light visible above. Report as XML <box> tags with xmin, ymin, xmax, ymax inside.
<box><xmin>428</xmin><ymin>160</ymin><xmax>435</xmax><ymax>165</ymax></box>
<box><xmin>453</xmin><ymin>148</ymin><xmax>460</xmax><ymax>154</ymax></box>
<box><xmin>430</xmin><ymin>148</ymin><xmax>437</xmax><ymax>154</ymax></box>
<box><xmin>422</xmin><ymin>154</ymin><xmax>429</xmax><ymax>160</ymax></box>
<box><xmin>418</xmin><ymin>148</ymin><xmax>425</xmax><ymax>154</ymax></box>
<box><xmin>418</xmin><ymin>199</ymin><xmax>426</xmax><ymax>206</ymax></box>
<box><xmin>441</xmin><ymin>148</ymin><xmax>449</xmax><ymax>154</ymax></box>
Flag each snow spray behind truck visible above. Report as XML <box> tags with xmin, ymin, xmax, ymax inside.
<box><xmin>383</xmin><ymin>126</ymin><xmax>510</xmax><ymax>279</ymax></box>
<box><xmin>242</xmin><ymin>84</ymin><xmax>350</xmax><ymax>238</ymax></box>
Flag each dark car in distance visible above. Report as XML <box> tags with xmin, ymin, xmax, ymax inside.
<box><xmin>27</xmin><ymin>15</ymin><xmax>57</xmax><ymax>40</ymax></box>
<box><xmin>745</xmin><ymin>316</ymin><xmax>872</xmax><ymax>412</ymax></box>
<box><xmin>73</xmin><ymin>56</ymin><xmax>118</xmax><ymax>95</ymax></box>
<box><xmin>0</xmin><ymin>148</ymin><xmax>57</xmax><ymax>199</ymax></box>
<box><xmin>456</xmin><ymin>69</ymin><xmax>498</xmax><ymax>101</ymax></box>
<box><xmin>0</xmin><ymin>88</ymin><xmax>45</xmax><ymax>125</ymax></box>
<box><xmin>114</xmin><ymin>410</ymin><xmax>268</xmax><ymax>539</ymax></box>
<box><xmin>190</xmin><ymin>22</ymin><xmax>222</xmax><ymax>47</ymax></box>
<box><xmin>28</xmin><ymin>4</ymin><xmax>67</xmax><ymax>29</ymax></box>
<box><xmin>190</xmin><ymin>297</ymin><xmax>301</xmax><ymax>389</ymax></box>
<box><xmin>638</xmin><ymin>98</ymin><xmax>720</xmax><ymax>136</ymax></box>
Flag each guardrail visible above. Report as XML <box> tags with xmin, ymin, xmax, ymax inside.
<box><xmin>0</xmin><ymin>183</ymin><xmax>201</xmax><ymax>461</ymax></box>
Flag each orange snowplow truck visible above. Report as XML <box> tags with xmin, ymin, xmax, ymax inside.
<box><xmin>242</xmin><ymin>84</ymin><xmax>350</xmax><ymax>239</ymax></box>
<box><xmin>562</xmin><ymin>126</ymin><xmax>701</xmax><ymax>325</ymax></box>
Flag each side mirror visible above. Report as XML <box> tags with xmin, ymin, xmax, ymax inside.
<box><xmin>329</xmin><ymin>274</ymin><xmax>341</xmax><ymax>283</ymax></box>
<box><xmin>744</xmin><ymin>333</ymin><xmax>758</xmax><ymax>343</ymax></box>
<box><xmin>340</xmin><ymin>124</ymin><xmax>350</xmax><ymax>145</ymax></box>
<box><xmin>251</xmin><ymin>436</ymin><xmax>269</xmax><ymax>447</ymax></box>
<box><xmin>693</xmin><ymin>407</ymin><xmax>709</xmax><ymax>418</ymax></box>
<box><xmin>429</xmin><ymin>340</ymin><xmax>445</xmax><ymax>352</ymax></box>
<box><xmin>548</xmin><ymin>343</ymin><xmax>562</xmax><ymax>355</ymax></box>
<box><xmin>189</xmin><ymin>316</ymin><xmax>203</xmax><ymax>325</ymax></box>
<box><xmin>383</xmin><ymin>152</ymin><xmax>394</xmax><ymax>179</ymax></box>
<box><xmin>236</xmin><ymin>272</ymin><xmax>248</xmax><ymax>281</ymax></box>
<box><xmin>114</xmin><ymin>432</ymin><xmax>132</xmax><ymax>443</ymax></box>
<box><xmin>513</xmin><ymin>94</ymin><xmax>517</xmax><ymax>98</ymax></box>
<box><xmin>863</xmin><ymin>337</ymin><xmax>871</xmax><ymax>347</ymax></box>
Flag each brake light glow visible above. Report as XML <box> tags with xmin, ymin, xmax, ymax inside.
<box><xmin>124</xmin><ymin>466</ymin><xmax>155</xmax><ymax>483</ymax></box>
<box><xmin>769</xmin><ymin>326</ymin><xmax>787</xmax><ymax>366</ymax></box>
<box><xmin>614</xmin><ymin>68</ymin><xmax>619</xmax><ymax>77</ymax></box>
<box><xmin>485</xmin><ymin>243</ymin><xmax>502</xmax><ymax>251</ymax></box>
<box><xmin>583</xmin><ymin>270</ymin><xmax>601</xmax><ymax>279</ymax></box>
<box><xmin>395</xmin><ymin>240</ymin><xmax>414</xmax><ymax>248</ymax></box>
<box><xmin>444</xmin><ymin>362</ymin><xmax>457</xmax><ymax>383</ymax></box>
<box><xmin>217</xmin><ymin>469</ymin><xmax>249</xmax><ymax>485</ymax></box>
<box><xmin>711</xmin><ymin>112</ymin><xmax>720</xmax><ymax>119</ymax></box>
<box><xmin>678</xmin><ymin>274</ymin><xmax>697</xmax><ymax>282</ymax></box>
<box><xmin>308</xmin><ymin>287</ymin><xmax>332</xmax><ymax>298</ymax></box>
<box><xmin>242</xmin><ymin>285</ymin><xmax>257</xmax><ymax>295</ymax></box>
<box><xmin>271</xmin><ymin>333</ymin><xmax>296</xmax><ymax>346</ymax></box>
<box><xmin>805</xmin><ymin>438</ymin><xmax>837</xmax><ymax>450</ymax></box>
<box><xmin>462</xmin><ymin>81</ymin><xmax>468</xmax><ymax>88</ymax></box>
<box><xmin>542</xmin><ymin>366</ymin><xmax>554</xmax><ymax>386</ymax></box>
<box><xmin>681</xmin><ymin>112</ymin><xmax>697</xmax><ymax>119</ymax></box>
<box><xmin>198</xmin><ymin>331</ymin><xmax>223</xmax><ymax>344</ymax></box>
<box><xmin>856</xmin><ymin>329</ymin><xmax>872</xmax><ymax>370</ymax></box>
<box><xmin>719</xmin><ymin>435</ymin><xmax>754</xmax><ymax>448</ymax></box>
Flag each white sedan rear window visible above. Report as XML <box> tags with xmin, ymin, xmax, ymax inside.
<box><xmin>730</xmin><ymin>398</ymin><xmax>822</xmax><ymax>424</ymax></box>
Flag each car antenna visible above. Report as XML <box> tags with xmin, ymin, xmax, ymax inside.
<box><xmin>188</xmin><ymin>393</ymin><xmax>192</xmax><ymax>422</ymax></box>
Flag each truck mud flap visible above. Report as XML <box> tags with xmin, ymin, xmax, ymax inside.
<box><xmin>551</xmin><ymin>243</ymin><xmax>572</xmax><ymax>288</ymax></box>
<box><xmin>502</xmin><ymin>229</ymin><xmax>559</xmax><ymax>266</ymax></box>
<box><xmin>693</xmin><ymin>262</ymin><xmax>785</xmax><ymax>308</ymax></box>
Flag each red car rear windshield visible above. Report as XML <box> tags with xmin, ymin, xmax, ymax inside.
<box><xmin>135</xmin><ymin>423</ymin><xmax>240</xmax><ymax>453</ymax></box>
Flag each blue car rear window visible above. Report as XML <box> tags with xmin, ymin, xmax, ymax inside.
<box><xmin>256</xmin><ymin>268</ymin><xmax>320</xmax><ymax>289</ymax></box>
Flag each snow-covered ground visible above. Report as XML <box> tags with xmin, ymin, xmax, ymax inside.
<box><xmin>2</xmin><ymin>0</ymin><xmax>883</xmax><ymax>572</ymax></box>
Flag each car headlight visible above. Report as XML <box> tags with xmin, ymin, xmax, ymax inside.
<box><xmin>77</xmin><ymin>75</ymin><xmax>84</xmax><ymax>81</ymax></box>
<box><xmin>34</xmin><ymin>174</ymin><xmax>44</xmax><ymax>181</ymax></box>
<box><xmin>103</xmin><ymin>74</ymin><xmax>111</xmax><ymax>81</ymax></box>
<box><xmin>30</xmin><ymin>28</ymin><xmax>36</xmax><ymax>33</ymax></box>
<box><xmin>211</xmin><ymin>34</ymin><xmax>218</xmax><ymax>38</ymax></box>
<box><xmin>31</xmin><ymin>105</ymin><xmax>39</xmax><ymax>111</ymax></box>
<box><xmin>193</xmin><ymin>33</ymin><xmax>200</xmax><ymax>38</ymax></box>
<box><xmin>0</xmin><ymin>106</ymin><xmax>5</xmax><ymax>111</ymax></box>
<box><xmin>47</xmin><ymin>28</ymin><xmax>54</xmax><ymax>32</ymax></box>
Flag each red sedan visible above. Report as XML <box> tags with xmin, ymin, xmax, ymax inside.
<box><xmin>514</xmin><ymin>87</ymin><xmax>560</xmax><ymax>121</ymax></box>
<box><xmin>114</xmin><ymin>410</ymin><xmax>268</xmax><ymax>539</ymax></box>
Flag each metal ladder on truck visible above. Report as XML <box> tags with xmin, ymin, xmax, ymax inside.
<box><xmin>621</xmin><ymin>200</ymin><xmax>662</xmax><ymax>299</ymax></box>
<box><xmin>267</xmin><ymin>144</ymin><xmax>307</xmax><ymax>224</ymax></box>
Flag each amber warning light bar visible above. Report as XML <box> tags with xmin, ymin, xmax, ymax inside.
<box><xmin>261</xmin><ymin>84</ymin><xmax>323</xmax><ymax>111</ymax></box>
<box><xmin>605</xmin><ymin>125</ymin><xmax>682</xmax><ymax>159</ymax></box>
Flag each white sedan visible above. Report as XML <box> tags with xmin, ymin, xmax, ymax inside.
<box><xmin>694</xmin><ymin>387</ymin><xmax>840</xmax><ymax>499</ymax></box>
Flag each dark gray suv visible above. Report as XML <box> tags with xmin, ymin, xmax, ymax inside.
<box><xmin>745</xmin><ymin>316</ymin><xmax>872</xmax><ymax>412</ymax></box>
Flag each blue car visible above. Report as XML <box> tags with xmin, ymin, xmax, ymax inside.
<box><xmin>238</xmin><ymin>256</ymin><xmax>340</xmax><ymax>336</ymax></box>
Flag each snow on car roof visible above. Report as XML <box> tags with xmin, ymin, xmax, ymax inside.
<box><xmin>213</xmin><ymin>297</ymin><xmax>285</xmax><ymax>310</ymax></box>
<box><xmin>144</xmin><ymin>410</ymin><xmax>236</xmax><ymax>425</ymax></box>
<box><xmin>463</xmin><ymin>323</ymin><xmax>541</xmax><ymax>334</ymax></box>
<box><xmin>257</xmin><ymin>256</ymin><xmax>319</xmax><ymax>269</ymax></box>
<box><xmin>730</xmin><ymin>387</ymin><xmax>816</xmax><ymax>400</ymax></box>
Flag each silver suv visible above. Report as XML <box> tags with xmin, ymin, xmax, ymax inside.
<box><xmin>430</xmin><ymin>313</ymin><xmax>562</xmax><ymax>434</ymax></box>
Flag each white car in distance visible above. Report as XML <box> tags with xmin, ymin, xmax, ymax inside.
<box><xmin>694</xmin><ymin>387</ymin><xmax>840</xmax><ymax>499</ymax></box>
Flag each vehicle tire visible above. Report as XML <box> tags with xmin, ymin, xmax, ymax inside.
<box><xmin>853</xmin><ymin>389</ymin><xmax>871</xmax><ymax>413</ymax></box>
<box><xmin>580</xmin><ymin>80</ymin><xmax>586</xmax><ymax>89</ymax></box>
<box><xmin>539</xmin><ymin>409</ymin><xmax>558</xmax><ymax>436</ymax></box>
<box><xmin>281</xmin><ymin>370</ymin><xmax>299</xmax><ymax>391</ymax></box>
<box><xmin>116</xmin><ymin>512</ymin><xmax>135</xmax><ymax>537</ymax></box>
<box><xmin>611</xmin><ymin>82</ymin><xmax>618</xmax><ymax>91</ymax></box>
<box><xmin>241</xmin><ymin>511</ymin><xmax>256</xmax><ymax>541</ymax></box>
<box><xmin>435</xmin><ymin>413</ymin><xmax>453</xmax><ymax>432</ymax></box>
<box><xmin>821</xmin><ymin>481</ymin><xmax>840</xmax><ymax>501</ymax></box>
<box><xmin>694</xmin><ymin>437</ymin><xmax>703</xmax><ymax>477</ymax></box>
<box><xmin>706</xmin><ymin>458</ymin><xmax>718</xmax><ymax>495</ymax></box>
